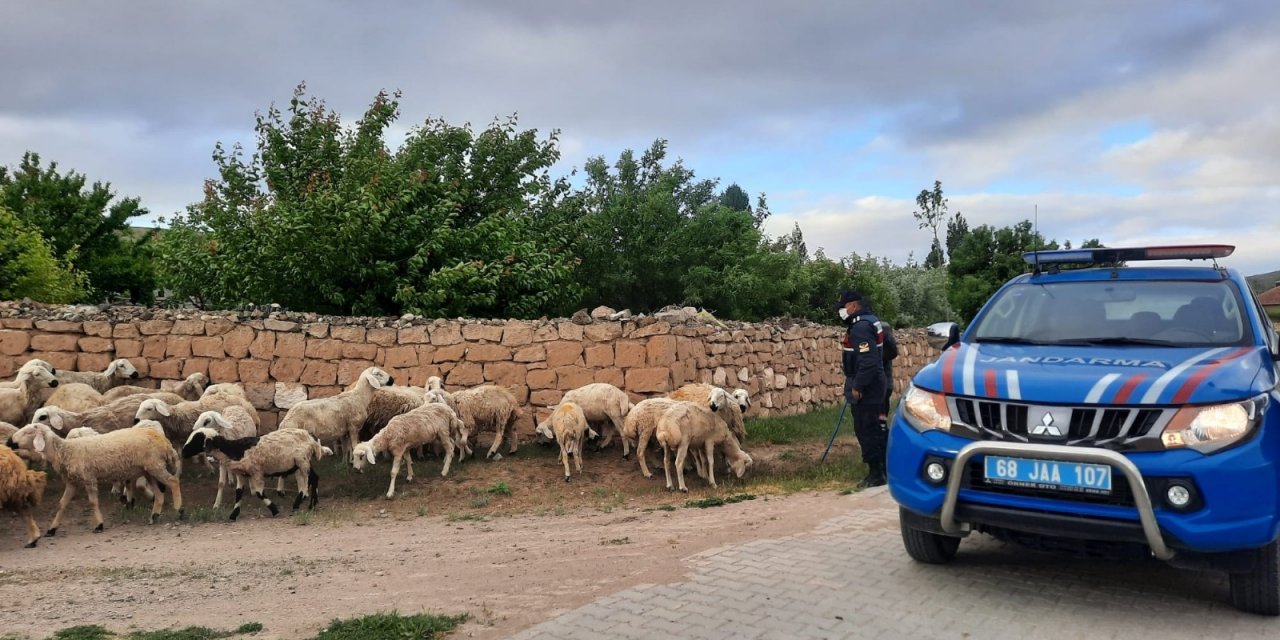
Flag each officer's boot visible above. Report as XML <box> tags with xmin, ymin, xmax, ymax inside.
<box><xmin>858</xmin><ymin>461</ymin><xmax>887</xmax><ymax>488</ymax></box>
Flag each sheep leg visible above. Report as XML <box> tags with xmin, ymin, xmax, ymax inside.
<box><xmin>275</xmin><ymin>476</ymin><xmax>286</xmax><ymax>496</ymax></box>
<box><xmin>146</xmin><ymin>477</ymin><xmax>166</xmax><ymax>524</ymax></box>
<box><xmin>661</xmin><ymin>442</ymin><xmax>674</xmax><ymax>491</ymax></box>
<box><xmin>147</xmin><ymin>465</ymin><xmax>184</xmax><ymax>521</ymax></box>
<box><xmin>307</xmin><ymin>469</ymin><xmax>320</xmax><ymax>510</ymax></box>
<box><xmin>139</xmin><ymin>476</ymin><xmax>155</xmax><ymax>500</ymax></box>
<box><xmin>573</xmin><ymin>435</ymin><xmax>584</xmax><ymax>472</ymax></box>
<box><xmin>387</xmin><ymin>453</ymin><xmax>403</xmax><ymax>499</ymax></box>
<box><xmin>291</xmin><ymin>467</ymin><xmax>307</xmax><ymax>511</ymax></box>
<box><xmin>487</xmin><ymin>421</ymin><xmax>507</xmax><ymax>460</ymax></box>
<box><xmin>621</xmin><ymin>431</ymin><xmax>632</xmax><ymax>459</ymax></box>
<box><xmin>213</xmin><ymin>466</ymin><xmax>226</xmax><ymax>508</ymax></box>
<box><xmin>46</xmin><ymin>484</ymin><xmax>78</xmax><ymax>536</ymax></box>
<box><xmin>560</xmin><ymin>441</ymin><xmax>572</xmax><ymax>481</ymax></box>
<box><xmin>230</xmin><ymin>484</ymin><xmax>244</xmax><ymax>521</ymax></box>
<box><xmin>251</xmin><ymin>475</ymin><xmax>279</xmax><ymax>517</ymax></box>
<box><xmin>600</xmin><ymin>415</ymin><xmax>622</xmax><ymax>449</ymax></box>
<box><xmin>439</xmin><ymin>434</ymin><xmax>455</xmax><ymax>477</ymax></box>
<box><xmin>506</xmin><ymin>417</ymin><xmax>519</xmax><ymax>455</ymax></box>
<box><xmin>674</xmin><ymin>442</ymin><xmax>690</xmax><ymax>493</ymax></box>
<box><xmin>348</xmin><ymin>430</ymin><xmax>362</xmax><ymax>470</ymax></box>
<box><xmin>84</xmin><ymin>480</ymin><xmax>106</xmax><ymax>532</ymax></box>
<box><xmin>20</xmin><ymin>507</ymin><xmax>40</xmax><ymax>548</ymax></box>
<box><xmin>638</xmin><ymin>427</ymin><xmax>655</xmax><ymax>479</ymax></box>
<box><xmin>705</xmin><ymin>440</ymin><xmax>718</xmax><ymax>488</ymax></box>
<box><xmin>404</xmin><ymin>450</ymin><xmax>416</xmax><ymax>482</ymax></box>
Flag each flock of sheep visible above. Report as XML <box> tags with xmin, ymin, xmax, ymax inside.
<box><xmin>0</xmin><ymin>356</ymin><xmax>754</xmax><ymax>549</ymax></box>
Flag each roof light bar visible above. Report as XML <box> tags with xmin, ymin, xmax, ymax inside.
<box><xmin>1022</xmin><ymin>244</ymin><xmax>1234</xmax><ymax>265</ymax></box>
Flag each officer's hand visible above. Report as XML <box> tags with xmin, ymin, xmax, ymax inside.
<box><xmin>851</xmin><ymin>389</ymin><xmax>863</xmax><ymax>402</ymax></box>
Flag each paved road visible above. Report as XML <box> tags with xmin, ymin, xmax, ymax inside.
<box><xmin>511</xmin><ymin>488</ymin><xmax>1276</xmax><ymax>640</ymax></box>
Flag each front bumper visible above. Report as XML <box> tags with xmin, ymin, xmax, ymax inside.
<box><xmin>888</xmin><ymin>414</ymin><xmax>1280</xmax><ymax>555</ymax></box>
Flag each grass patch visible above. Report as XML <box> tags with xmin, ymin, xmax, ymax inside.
<box><xmin>600</xmin><ymin>536</ymin><xmax>631</xmax><ymax>545</ymax></box>
<box><xmin>447</xmin><ymin>512</ymin><xmax>485</xmax><ymax>522</ymax></box>
<box><xmin>484</xmin><ymin>481</ymin><xmax>512</xmax><ymax>496</ymax></box>
<box><xmin>314</xmin><ymin>612</ymin><xmax>467</xmax><ymax>640</ymax></box>
<box><xmin>746</xmin><ymin>405</ymin><xmax>844</xmax><ymax>445</ymax></box>
<box><xmin>290</xmin><ymin>511</ymin><xmax>313</xmax><ymax>526</ymax></box>
<box><xmin>685</xmin><ymin>493</ymin><xmax>756</xmax><ymax>509</ymax></box>
<box><xmin>51</xmin><ymin>627</ymin><xmax>112</xmax><ymax>640</ymax></box>
<box><xmin>749</xmin><ymin>452</ymin><xmax>864</xmax><ymax>493</ymax></box>
<box><xmin>47</xmin><ymin>622</ymin><xmax>264</xmax><ymax>640</ymax></box>
<box><xmin>468</xmin><ymin>496</ymin><xmax>490</xmax><ymax>509</ymax></box>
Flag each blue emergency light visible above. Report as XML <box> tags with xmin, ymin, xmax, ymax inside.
<box><xmin>1022</xmin><ymin>244</ymin><xmax>1234</xmax><ymax>265</ymax></box>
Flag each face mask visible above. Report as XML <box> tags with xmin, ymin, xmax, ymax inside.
<box><xmin>838</xmin><ymin>308</ymin><xmax>850</xmax><ymax>321</ymax></box>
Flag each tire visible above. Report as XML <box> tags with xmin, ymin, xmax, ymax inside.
<box><xmin>1230</xmin><ymin>539</ymin><xmax>1280</xmax><ymax>616</ymax></box>
<box><xmin>899</xmin><ymin>507</ymin><xmax>961</xmax><ymax>564</ymax></box>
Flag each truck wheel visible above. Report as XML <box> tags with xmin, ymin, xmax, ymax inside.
<box><xmin>899</xmin><ymin>507</ymin><xmax>960</xmax><ymax>564</ymax></box>
<box><xmin>1230</xmin><ymin>539</ymin><xmax>1280</xmax><ymax>616</ymax></box>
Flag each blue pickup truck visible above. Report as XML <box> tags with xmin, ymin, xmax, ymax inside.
<box><xmin>888</xmin><ymin>245</ymin><xmax>1280</xmax><ymax>614</ymax></box>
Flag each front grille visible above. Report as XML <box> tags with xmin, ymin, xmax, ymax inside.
<box><xmin>949</xmin><ymin>398</ymin><xmax>1172</xmax><ymax>452</ymax></box>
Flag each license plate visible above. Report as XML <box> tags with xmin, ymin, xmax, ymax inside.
<box><xmin>983</xmin><ymin>456</ymin><xmax>1112</xmax><ymax>495</ymax></box>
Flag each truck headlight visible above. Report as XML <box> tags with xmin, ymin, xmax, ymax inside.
<box><xmin>902</xmin><ymin>385</ymin><xmax>952</xmax><ymax>433</ymax></box>
<box><xmin>1160</xmin><ymin>395</ymin><xmax>1267</xmax><ymax>454</ymax></box>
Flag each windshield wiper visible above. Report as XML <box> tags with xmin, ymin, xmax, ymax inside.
<box><xmin>1074</xmin><ymin>337</ymin><xmax>1181</xmax><ymax>347</ymax></box>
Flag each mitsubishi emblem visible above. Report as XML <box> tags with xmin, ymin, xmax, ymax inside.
<box><xmin>1031</xmin><ymin>412</ymin><xmax>1063</xmax><ymax>437</ymax></box>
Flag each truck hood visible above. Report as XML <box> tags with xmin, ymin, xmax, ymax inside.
<box><xmin>913</xmin><ymin>342</ymin><xmax>1270</xmax><ymax>406</ymax></box>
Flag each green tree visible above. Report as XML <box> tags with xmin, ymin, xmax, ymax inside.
<box><xmin>0</xmin><ymin>206</ymin><xmax>85</xmax><ymax>303</ymax></box>
<box><xmin>947</xmin><ymin>220</ymin><xmax>1056</xmax><ymax>322</ymax></box>
<box><xmin>884</xmin><ymin>261</ymin><xmax>954</xmax><ymax>328</ymax></box>
<box><xmin>913</xmin><ymin>180</ymin><xmax>954</xmax><ymax>269</ymax></box>
<box><xmin>719</xmin><ymin>183</ymin><xmax>751</xmax><ymax>212</ymax></box>
<box><xmin>0</xmin><ymin>153</ymin><xmax>156</xmax><ymax>302</ymax></box>
<box><xmin>157</xmin><ymin>85</ymin><xmax>581</xmax><ymax>318</ymax></box>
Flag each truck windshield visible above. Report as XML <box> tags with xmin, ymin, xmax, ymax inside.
<box><xmin>971</xmin><ymin>280</ymin><xmax>1252</xmax><ymax>347</ymax></box>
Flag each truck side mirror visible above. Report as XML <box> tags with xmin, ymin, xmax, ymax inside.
<box><xmin>926</xmin><ymin>322</ymin><xmax>960</xmax><ymax>351</ymax></box>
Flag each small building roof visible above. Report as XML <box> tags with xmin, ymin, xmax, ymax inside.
<box><xmin>1258</xmin><ymin>285</ymin><xmax>1280</xmax><ymax>307</ymax></box>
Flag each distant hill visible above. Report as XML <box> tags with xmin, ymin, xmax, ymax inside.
<box><xmin>1248</xmin><ymin>270</ymin><xmax>1280</xmax><ymax>294</ymax></box>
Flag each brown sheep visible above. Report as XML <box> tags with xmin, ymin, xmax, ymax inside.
<box><xmin>103</xmin><ymin>372</ymin><xmax>208</xmax><ymax>403</ymax></box>
<box><xmin>534</xmin><ymin>402</ymin><xmax>595</xmax><ymax>482</ymax></box>
<box><xmin>0</xmin><ymin>444</ymin><xmax>47</xmax><ymax>548</ymax></box>
<box><xmin>352</xmin><ymin>403</ymin><xmax>462</xmax><ymax>498</ymax></box>
<box><xmin>655</xmin><ymin>389</ymin><xmax>753</xmax><ymax>492</ymax></box>
<box><xmin>427</xmin><ymin>385</ymin><xmax>521</xmax><ymax>460</ymax></box>
<box><xmin>621</xmin><ymin>397</ymin><xmax>679</xmax><ymax>478</ymax></box>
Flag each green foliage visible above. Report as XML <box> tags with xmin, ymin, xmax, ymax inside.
<box><xmin>913</xmin><ymin>180</ymin><xmax>953</xmax><ymax>269</ymax></box>
<box><xmin>485</xmin><ymin>481</ymin><xmax>512</xmax><ymax>496</ymax></box>
<box><xmin>314</xmin><ymin>612</ymin><xmax>467</xmax><ymax>640</ymax></box>
<box><xmin>0</xmin><ymin>206</ymin><xmax>86</xmax><ymax>302</ymax></box>
<box><xmin>0</xmin><ymin>152</ymin><xmax>155</xmax><ymax>302</ymax></box>
<box><xmin>50</xmin><ymin>627</ymin><xmax>112</xmax><ymax>640</ymax></box>
<box><xmin>883</xmin><ymin>262</ymin><xmax>954</xmax><ymax>327</ymax></box>
<box><xmin>157</xmin><ymin>85</ymin><xmax>581</xmax><ymax>317</ymax></box>
<box><xmin>946</xmin><ymin>220</ymin><xmax>1056</xmax><ymax>322</ymax></box>
<box><xmin>719</xmin><ymin>183</ymin><xmax>751</xmax><ymax>212</ymax></box>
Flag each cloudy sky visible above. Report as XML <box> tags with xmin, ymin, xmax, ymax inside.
<box><xmin>3</xmin><ymin>1</ymin><xmax>1277</xmax><ymax>276</ymax></box>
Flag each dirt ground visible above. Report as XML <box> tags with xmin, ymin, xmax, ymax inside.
<box><xmin>0</xmin><ymin>438</ymin><xmax>865</xmax><ymax>639</ymax></box>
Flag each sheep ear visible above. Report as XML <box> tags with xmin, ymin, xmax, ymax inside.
<box><xmin>50</xmin><ymin>413</ymin><xmax>63</xmax><ymax>430</ymax></box>
<box><xmin>156</xmin><ymin>403</ymin><xmax>172</xmax><ymax>417</ymax></box>
<box><xmin>33</xmin><ymin>429</ymin><xmax>46</xmax><ymax>453</ymax></box>
<box><xmin>366</xmin><ymin>449</ymin><xmax>377</xmax><ymax>465</ymax></box>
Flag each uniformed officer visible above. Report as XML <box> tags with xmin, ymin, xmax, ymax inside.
<box><xmin>878</xmin><ymin>320</ymin><xmax>899</xmax><ymax>430</ymax></box>
<box><xmin>838</xmin><ymin>290</ymin><xmax>889</xmax><ymax>488</ymax></box>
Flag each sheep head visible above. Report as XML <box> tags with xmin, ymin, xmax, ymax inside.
<box><xmin>182</xmin><ymin>427</ymin><xmax>219</xmax><ymax>458</ymax></box>
<box><xmin>9</xmin><ymin>424</ymin><xmax>55</xmax><ymax>453</ymax></box>
<box><xmin>425</xmin><ymin>375</ymin><xmax>443</xmax><ymax>392</ymax></box>
<box><xmin>185</xmin><ymin>372</ymin><xmax>209</xmax><ymax>393</ymax></box>
<box><xmin>707</xmin><ymin>387</ymin><xmax>730</xmax><ymax>412</ymax></box>
<box><xmin>19</xmin><ymin>366</ymin><xmax>59</xmax><ymax>389</ymax></box>
<box><xmin>732</xmin><ymin>388</ymin><xmax>750</xmax><ymax>411</ymax></box>
<box><xmin>33</xmin><ymin>407</ymin><xmax>73</xmax><ymax>433</ymax></box>
<box><xmin>352</xmin><ymin>442</ymin><xmax>376</xmax><ymax>470</ymax></box>
<box><xmin>19</xmin><ymin>359</ymin><xmax>55</xmax><ymax>376</ymax></box>
<box><xmin>192</xmin><ymin>410</ymin><xmax>231</xmax><ymax>432</ymax></box>
<box><xmin>135</xmin><ymin>398</ymin><xmax>172</xmax><ymax>424</ymax></box>
<box><xmin>534</xmin><ymin>420</ymin><xmax>555</xmax><ymax>441</ymax></box>
<box><xmin>729</xmin><ymin>450</ymin><xmax>753</xmax><ymax>478</ymax></box>
<box><xmin>106</xmin><ymin>359</ymin><xmax>140</xmax><ymax>380</ymax></box>
<box><xmin>359</xmin><ymin>367</ymin><xmax>394</xmax><ymax>389</ymax></box>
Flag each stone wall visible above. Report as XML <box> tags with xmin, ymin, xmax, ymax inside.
<box><xmin>0</xmin><ymin>303</ymin><xmax>939</xmax><ymax>432</ymax></box>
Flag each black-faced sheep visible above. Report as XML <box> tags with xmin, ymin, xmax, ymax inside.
<box><xmin>352</xmin><ymin>403</ymin><xmax>461</xmax><ymax>499</ymax></box>
<box><xmin>426</xmin><ymin>385</ymin><xmax>521</xmax><ymax>460</ymax></box>
<box><xmin>186</xmin><ymin>407</ymin><xmax>259</xmax><ymax>508</ymax></box>
<box><xmin>7</xmin><ymin>423</ymin><xmax>184</xmax><ymax>534</ymax></box>
<box><xmin>184</xmin><ymin>427</ymin><xmax>330</xmax><ymax>521</ymax></box>
<box><xmin>278</xmin><ymin>367</ymin><xmax>393</xmax><ymax>458</ymax></box>
<box><xmin>0</xmin><ymin>443</ymin><xmax>47</xmax><ymax>548</ymax></box>
<box><xmin>535</xmin><ymin>402</ymin><xmax>596</xmax><ymax>482</ymax></box>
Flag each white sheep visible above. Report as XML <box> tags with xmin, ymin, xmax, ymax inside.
<box><xmin>425</xmin><ymin>376</ymin><xmax>443</xmax><ymax>392</ymax></box>
<box><xmin>655</xmin><ymin>389</ymin><xmax>753</xmax><ymax>492</ymax></box>
<box><xmin>534</xmin><ymin>402</ymin><xmax>596</xmax><ymax>482</ymax></box>
<box><xmin>44</xmin><ymin>382</ymin><xmax>106</xmax><ymax>413</ymax></box>
<box><xmin>134</xmin><ymin>392</ymin><xmax>260</xmax><ymax>442</ymax></box>
<box><xmin>561</xmin><ymin>383</ymin><xmax>632</xmax><ymax>450</ymax></box>
<box><xmin>64</xmin><ymin>423</ymin><xmax>165</xmax><ymax>507</ymax></box>
<box><xmin>32</xmin><ymin>391</ymin><xmax>185</xmax><ymax>436</ymax></box>
<box><xmin>352</xmin><ymin>403</ymin><xmax>462</xmax><ymax>499</ymax></box>
<box><xmin>0</xmin><ymin>443</ymin><xmax>47</xmax><ymax>548</ymax></box>
<box><xmin>52</xmin><ymin>358</ymin><xmax>140</xmax><ymax>393</ymax></box>
<box><xmin>201</xmin><ymin>383</ymin><xmax>246</xmax><ymax>399</ymax></box>
<box><xmin>0</xmin><ymin>359</ymin><xmax>54</xmax><ymax>389</ymax></box>
<box><xmin>103</xmin><ymin>372</ymin><xmax>208</xmax><ymax>403</ymax></box>
<box><xmin>185</xmin><ymin>407</ymin><xmax>259</xmax><ymax>508</ymax></box>
<box><xmin>185</xmin><ymin>427</ymin><xmax>331</xmax><ymax>521</ymax></box>
<box><xmin>0</xmin><ymin>366</ymin><xmax>60</xmax><ymax>425</ymax></box>
<box><xmin>426</xmin><ymin>385</ymin><xmax>520</xmax><ymax>460</ymax></box>
<box><xmin>668</xmin><ymin>383</ymin><xmax>749</xmax><ymax>444</ymax></box>
<box><xmin>8</xmin><ymin>423</ymin><xmax>184</xmax><ymax>534</ymax></box>
<box><xmin>620</xmin><ymin>397</ymin><xmax>679</xmax><ymax>478</ymax></box>
<box><xmin>279</xmin><ymin>367</ymin><xmax>393</xmax><ymax>459</ymax></box>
